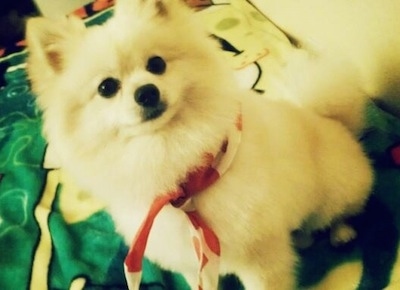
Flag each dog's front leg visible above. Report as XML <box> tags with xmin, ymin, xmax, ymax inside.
<box><xmin>234</xmin><ymin>234</ymin><xmax>297</xmax><ymax>290</ymax></box>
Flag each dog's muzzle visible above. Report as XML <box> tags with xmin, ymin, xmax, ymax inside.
<box><xmin>134</xmin><ymin>84</ymin><xmax>167</xmax><ymax>121</ymax></box>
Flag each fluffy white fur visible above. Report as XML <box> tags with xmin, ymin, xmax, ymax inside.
<box><xmin>26</xmin><ymin>0</ymin><xmax>373</xmax><ymax>289</ymax></box>
<box><xmin>252</xmin><ymin>0</ymin><xmax>400</xmax><ymax>117</ymax></box>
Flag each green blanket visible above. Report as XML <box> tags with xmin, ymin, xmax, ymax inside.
<box><xmin>1</xmin><ymin>1</ymin><xmax>400</xmax><ymax>289</ymax></box>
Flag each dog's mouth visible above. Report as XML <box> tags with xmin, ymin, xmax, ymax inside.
<box><xmin>141</xmin><ymin>101</ymin><xmax>167</xmax><ymax>121</ymax></box>
<box><xmin>120</xmin><ymin>83</ymin><xmax>184</xmax><ymax>136</ymax></box>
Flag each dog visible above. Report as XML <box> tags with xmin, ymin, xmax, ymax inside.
<box><xmin>26</xmin><ymin>0</ymin><xmax>373</xmax><ymax>288</ymax></box>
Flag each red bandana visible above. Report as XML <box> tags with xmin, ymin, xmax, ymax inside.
<box><xmin>124</xmin><ymin>111</ymin><xmax>242</xmax><ymax>290</ymax></box>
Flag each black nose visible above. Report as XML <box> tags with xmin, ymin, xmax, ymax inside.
<box><xmin>134</xmin><ymin>84</ymin><xmax>160</xmax><ymax>107</ymax></box>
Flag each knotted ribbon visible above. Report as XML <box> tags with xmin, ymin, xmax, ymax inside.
<box><xmin>124</xmin><ymin>111</ymin><xmax>242</xmax><ymax>290</ymax></box>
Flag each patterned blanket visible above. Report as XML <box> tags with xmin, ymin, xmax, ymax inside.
<box><xmin>1</xmin><ymin>1</ymin><xmax>400</xmax><ymax>289</ymax></box>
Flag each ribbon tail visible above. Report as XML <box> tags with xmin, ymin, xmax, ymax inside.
<box><xmin>186</xmin><ymin>210</ymin><xmax>221</xmax><ymax>290</ymax></box>
<box><xmin>124</xmin><ymin>194</ymin><xmax>176</xmax><ymax>289</ymax></box>
<box><xmin>124</xmin><ymin>266</ymin><xmax>142</xmax><ymax>290</ymax></box>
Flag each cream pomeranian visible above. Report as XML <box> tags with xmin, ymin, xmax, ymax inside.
<box><xmin>26</xmin><ymin>0</ymin><xmax>373</xmax><ymax>289</ymax></box>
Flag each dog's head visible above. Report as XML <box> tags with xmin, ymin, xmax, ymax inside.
<box><xmin>26</xmin><ymin>0</ymin><xmax>228</xmax><ymax>140</ymax></box>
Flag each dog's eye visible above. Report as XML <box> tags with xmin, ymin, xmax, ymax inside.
<box><xmin>146</xmin><ymin>56</ymin><xmax>166</xmax><ymax>75</ymax></box>
<box><xmin>98</xmin><ymin>77</ymin><xmax>120</xmax><ymax>98</ymax></box>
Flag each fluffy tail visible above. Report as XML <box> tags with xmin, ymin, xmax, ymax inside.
<box><xmin>280</xmin><ymin>49</ymin><xmax>369</xmax><ymax>135</ymax></box>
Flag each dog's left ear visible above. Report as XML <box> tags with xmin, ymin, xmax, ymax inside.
<box><xmin>114</xmin><ymin>0</ymin><xmax>174</xmax><ymax>20</ymax></box>
<box><xmin>26</xmin><ymin>16</ymin><xmax>86</xmax><ymax>96</ymax></box>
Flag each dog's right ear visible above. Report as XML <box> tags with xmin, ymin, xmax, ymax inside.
<box><xmin>26</xmin><ymin>16</ymin><xmax>86</xmax><ymax>95</ymax></box>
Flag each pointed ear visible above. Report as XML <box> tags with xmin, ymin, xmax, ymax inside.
<box><xmin>26</xmin><ymin>16</ymin><xmax>86</xmax><ymax>95</ymax></box>
<box><xmin>114</xmin><ymin>0</ymin><xmax>171</xmax><ymax>20</ymax></box>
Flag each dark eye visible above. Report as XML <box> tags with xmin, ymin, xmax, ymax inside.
<box><xmin>98</xmin><ymin>77</ymin><xmax>120</xmax><ymax>98</ymax></box>
<box><xmin>146</xmin><ymin>56</ymin><xmax>166</xmax><ymax>75</ymax></box>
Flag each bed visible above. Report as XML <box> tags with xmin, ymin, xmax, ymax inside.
<box><xmin>1</xmin><ymin>0</ymin><xmax>400</xmax><ymax>289</ymax></box>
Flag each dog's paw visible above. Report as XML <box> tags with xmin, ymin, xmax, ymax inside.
<box><xmin>330</xmin><ymin>222</ymin><xmax>357</xmax><ymax>246</ymax></box>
